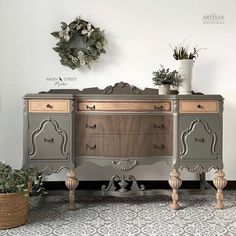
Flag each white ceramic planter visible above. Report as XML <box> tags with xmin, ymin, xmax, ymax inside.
<box><xmin>159</xmin><ymin>84</ymin><xmax>170</xmax><ymax>95</ymax></box>
<box><xmin>178</xmin><ymin>59</ymin><xmax>194</xmax><ymax>95</ymax></box>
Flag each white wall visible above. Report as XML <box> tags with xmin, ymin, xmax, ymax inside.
<box><xmin>0</xmin><ymin>0</ymin><xmax>236</xmax><ymax>181</ymax></box>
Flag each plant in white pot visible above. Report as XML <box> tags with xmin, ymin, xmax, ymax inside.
<box><xmin>152</xmin><ymin>65</ymin><xmax>180</xmax><ymax>95</ymax></box>
<box><xmin>170</xmin><ymin>42</ymin><xmax>201</xmax><ymax>94</ymax></box>
<box><xmin>0</xmin><ymin>162</ymin><xmax>43</xmax><ymax>229</ymax></box>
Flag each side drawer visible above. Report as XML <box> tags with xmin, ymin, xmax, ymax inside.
<box><xmin>28</xmin><ymin>99</ymin><xmax>70</xmax><ymax>113</ymax></box>
<box><xmin>76</xmin><ymin>115</ymin><xmax>173</xmax><ymax>135</ymax></box>
<box><xmin>179</xmin><ymin>100</ymin><xmax>219</xmax><ymax>113</ymax></box>
<box><xmin>76</xmin><ymin>134</ymin><xmax>173</xmax><ymax>157</ymax></box>
<box><xmin>77</xmin><ymin>100</ymin><xmax>172</xmax><ymax>112</ymax></box>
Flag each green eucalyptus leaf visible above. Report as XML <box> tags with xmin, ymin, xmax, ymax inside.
<box><xmin>53</xmin><ymin>47</ymin><xmax>60</xmax><ymax>52</ymax></box>
<box><xmin>51</xmin><ymin>31</ymin><xmax>59</xmax><ymax>37</ymax></box>
<box><xmin>61</xmin><ymin>22</ymin><xmax>67</xmax><ymax>30</ymax></box>
<box><xmin>95</xmin><ymin>41</ymin><xmax>102</xmax><ymax>50</ymax></box>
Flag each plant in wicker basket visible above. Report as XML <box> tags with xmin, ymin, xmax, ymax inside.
<box><xmin>0</xmin><ymin>162</ymin><xmax>43</xmax><ymax>229</ymax></box>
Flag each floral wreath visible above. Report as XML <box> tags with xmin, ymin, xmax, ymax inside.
<box><xmin>51</xmin><ymin>17</ymin><xmax>107</xmax><ymax>70</ymax></box>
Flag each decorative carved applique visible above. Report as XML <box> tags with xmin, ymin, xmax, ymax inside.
<box><xmin>102</xmin><ymin>175</ymin><xmax>119</xmax><ymax>191</ymax></box>
<box><xmin>41</xmin><ymin>165</ymin><xmax>67</xmax><ymax>175</ymax></box>
<box><xmin>71</xmin><ymin>100</ymin><xmax>76</xmax><ymax>112</ymax></box>
<box><xmin>23</xmin><ymin>100</ymin><xmax>27</xmax><ymax>114</ymax></box>
<box><xmin>180</xmin><ymin>118</ymin><xmax>218</xmax><ymax>157</ymax></box>
<box><xmin>181</xmin><ymin>165</ymin><xmax>218</xmax><ymax>174</ymax></box>
<box><xmin>112</xmin><ymin>160</ymin><xmax>138</xmax><ymax>171</ymax></box>
<box><xmin>173</xmin><ymin>100</ymin><xmax>178</xmax><ymax>113</ymax></box>
<box><xmin>103</xmin><ymin>81</ymin><xmax>141</xmax><ymax>94</ymax></box>
<box><xmin>102</xmin><ymin>174</ymin><xmax>145</xmax><ymax>192</ymax></box>
<box><xmin>29</xmin><ymin>117</ymin><xmax>69</xmax><ymax>158</ymax></box>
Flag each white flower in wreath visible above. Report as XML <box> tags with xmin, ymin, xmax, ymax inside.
<box><xmin>59</xmin><ymin>27</ymin><xmax>70</xmax><ymax>41</ymax></box>
<box><xmin>77</xmin><ymin>51</ymin><xmax>86</xmax><ymax>66</ymax></box>
<box><xmin>75</xmin><ymin>21</ymin><xmax>83</xmax><ymax>30</ymax></box>
<box><xmin>81</xmin><ymin>23</ymin><xmax>94</xmax><ymax>37</ymax></box>
<box><xmin>68</xmin><ymin>54</ymin><xmax>78</xmax><ymax>64</ymax></box>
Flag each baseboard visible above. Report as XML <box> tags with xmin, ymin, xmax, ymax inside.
<box><xmin>42</xmin><ymin>181</ymin><xmax>236</xmax><ymax>190</ymax></box>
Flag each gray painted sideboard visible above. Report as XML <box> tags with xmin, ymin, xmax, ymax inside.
<box><xmin>23</xmin><ymin>82</ymin><xmax>227</xmax><ymax>210</ymax></box>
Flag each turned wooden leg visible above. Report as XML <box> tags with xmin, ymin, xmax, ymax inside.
<box><xmin>168</xmin><ymin>169</ymin><xmax>182</xmax><ymax>210</ymax></box>
<box><xmin>65</xmin><ymin>169</ymin><xmax>79</xmax><ymax>211</ymax></box>
<box><xmin>213</xmin><ymin>170</ymin><xmax>227</xmax><ymax>209</ymax></box>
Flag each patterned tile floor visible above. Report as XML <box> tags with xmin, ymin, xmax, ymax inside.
<box><xmin>1</xmin><ymin>190</ymin><xmax>236</xmax><ymax>236</ymax></box>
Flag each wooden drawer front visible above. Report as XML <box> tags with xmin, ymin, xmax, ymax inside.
<box><xmin>76</xmin><ymin>135</ymin><xmax>173</xmax><ymax>157</ymax></box>
<box><xmin>77</xmin><ymin>100</ymin><xmax>171</xmax><ymax>112</ymax></box>
<box><xmin>76</xmin><ymin>115</ymin><xmax>173</xmax><ymax>135</ymax></box>
<box><xmin>179</xmin><ymin>100</ymin><xmax>219</xmax><ymax>113</ymax></box>
<box><xmin>29</xmin><ymin>99</ymin><xmax>69</xmax><ymax>113</ymax></box>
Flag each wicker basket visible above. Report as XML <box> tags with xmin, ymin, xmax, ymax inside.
<box><xmin>0</xmin><ymin>192</ymin><xmax>29</xmax><ymax>229</ymax></box>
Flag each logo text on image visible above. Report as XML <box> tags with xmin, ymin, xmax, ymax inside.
<box><xmin>202</xmin><ymin>14</ymin><xmax>225</xmax><ymax>24</ymax></box>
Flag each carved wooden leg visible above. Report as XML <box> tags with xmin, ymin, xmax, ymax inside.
<box><xmin>168</xmin><ymin>169</ymin><xmax>182</xmax><ymax>210</ymax></box>
<box><xmin>65</xmin><ymin>169</ymin><xmax>79</xmax><ymax>211</ymax></box>
<box><xmin>213</xmin><ymin>170</ymin><xmax>227</xmax><ymax>209</ymax></box>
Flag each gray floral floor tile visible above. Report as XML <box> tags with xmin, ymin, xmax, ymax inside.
<box><xmin>1</xmin><ymin>190</ymin><xmax>236</xmax><ymax>236</ymax></box>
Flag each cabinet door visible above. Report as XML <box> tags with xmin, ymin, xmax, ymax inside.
<box><xmin>178</xmin><ymin>115</ymin><xmax>221</xmax><ymax>161</ymax></box>
<box><xmin>28</xmin><ymin>115</ymin><xmax>70</xmax><ymax>161</ymax></box>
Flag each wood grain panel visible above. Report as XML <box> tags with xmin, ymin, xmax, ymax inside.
<box><xmin>179</xmin><ymin>100</ymin><xmax>219</xmax><ymax>113</ymax></box>
<box><xmin>29</xmin><ymin>99</ymin><xmax>69</xmax><ymax>113</ymax></box>
<box><xmin>76</xmin><ymin>115</ymin><xmax>173</xmax><ymax>135</ymax></box>
<box><xmin>77</xmin><ymin>100</ymin><xmax>171</xmax><ymax>112</ymax></box>
<box><xmin>76</xmin><ymin>134</ymin><xmax>173</xmax><ymax>157</ymax></box>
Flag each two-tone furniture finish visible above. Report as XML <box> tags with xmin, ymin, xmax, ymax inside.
<box><xmin>23</xmin><ymin>82</ymin><xmax>227</xmax><ymax>210</ymax></box>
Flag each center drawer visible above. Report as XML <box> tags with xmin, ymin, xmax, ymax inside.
<box><xmin>76</xmin><ymin>134</ymin><xmax>173</xmax><ymax>157</ymax></box>
<box><xmin>76</xmin><ymin>115</ymin><xmax>173</xmax><ymax>135</ymax></box>
<box><xmin>77</xmin><ymin>100</ymin><xmax>172</xmax><ymax>112</ymax></box>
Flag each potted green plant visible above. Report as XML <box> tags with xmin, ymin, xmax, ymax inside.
<box><xmin>152</xmin><ymin>65</ymin><xmax>180</xmax><ymax>95</ymax></box>
<box><xmin>0</xmin><ymin>162</ymin><xmax>43</xmax><ymax>229</ymax></box>
<box><xmin>170</xmin><ymin>42</ymin><xmax>202</xmax><ymax>94</ymax></box>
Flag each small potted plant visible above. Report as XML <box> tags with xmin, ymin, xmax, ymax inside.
<box><xmin>170</xmin><ymin>42</ymin><xmax>202</xmax><ymax>94</ymax></box>
<box><xmin>152</xmin><ymin>65</ymin><xmax>180</xmax><ymax>95</ymax></box>
<box><xmin>0</xmin><ymin>162</ymin><xmax>43</xmax><ymax>229</ymax></box>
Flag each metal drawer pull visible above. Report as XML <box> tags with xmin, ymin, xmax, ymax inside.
<box><xmin>86</xmin><ymin>124</ymin><xmax>97</xmax><ymax>129</ymax></box>
<box><xmin>153</xmin><ymin>124</ymin><xmax>165</xmax><ymax>129</ymax></box>
<box><xmin>86</xmin><ymin>105</ymin><xmax>96</xmax><ymax>110</ymax></box>
<box><xmin>154</xmin><ymin>105</ymin><xmax>164</xmax><ymax>110</ymax></box>
<box><xmin>44</xmin><ymin>138</ymin><xmax>54</xmax><ymax>143</ymax></box>
<box><xmin>197</xmin><ymin>104</ymin><xmax>203</xmax><ymax>109</ymax></box>
<box><xmin>153</xmin><ymin>144</ymin><xmax>165</xmax><ymax>149</ymax></box>
<box><xmin>86</xmin><ymin>144</ymin><xmax>96</xmax><ymax>150</ymax></box>
<box><xmin>46</xmin><ymin>104</ymin><xmax>53</xmax><ymax>109</ymax></box>
<box><xmin>195</xmin><ymin>138</ymin><xmax>205</xmax><ymax>143</ymax></box>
